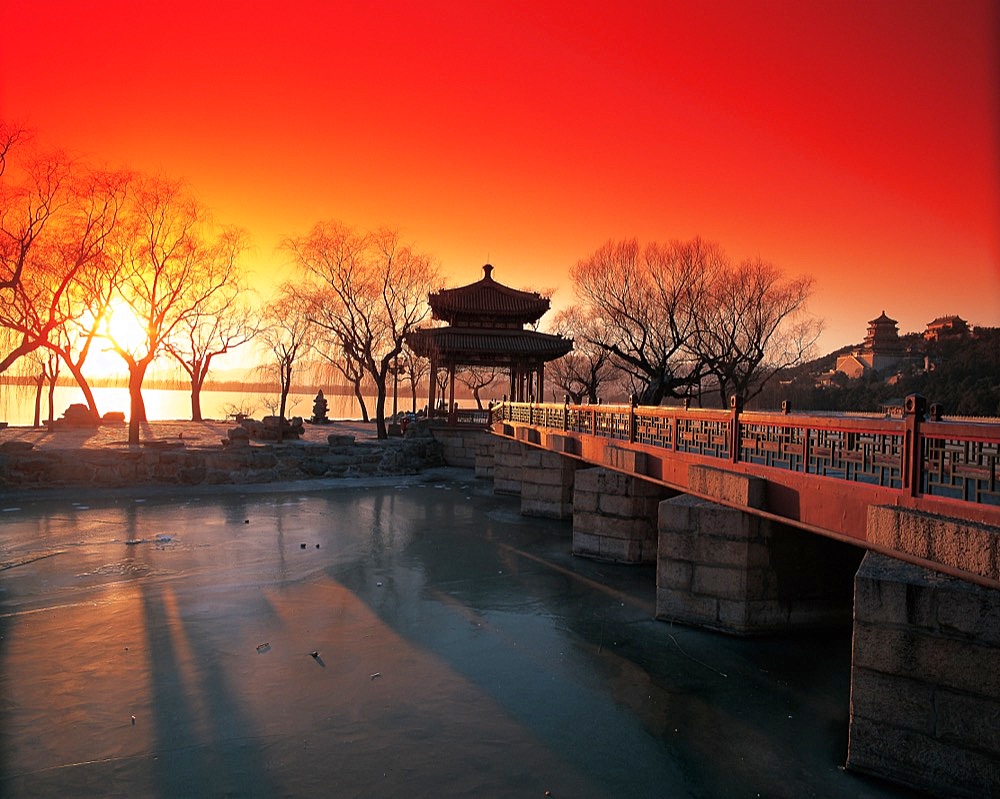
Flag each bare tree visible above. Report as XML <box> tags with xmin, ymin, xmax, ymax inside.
<box><xmin>304</xmin><ymin>283</ymin><xmax>371</xmax><ymax>422</ymax></box>
<box><xmin>0</xmin><ymin>125</ymin><xmax>75</xmax><ymax>371</ymax></box>
<box><xmin>105</xmin><ymin>175</ymin><xmax>247</xmax><ymax>445</ymax></box>
<box><xmin>547</xmin><ymin>305</ymin><xmax>616</xmax><ymax>403</ymax></box>
<box><xmin>163</xmin><ymin>229</ymin><xmax>254</xmax><ymax>421</ymax></box>
<box><xmin>457</xmin><ymin>365</ymin><xmax>500</xmax><ymax>409</ymax></box>
<box><xmin>258</xmin><ymin>283</ymin><xmax>316</xmax><ymax>419</ymax></box>
<box><xmin>399</xmin><ymin>345</ymin><xmax>429</xmax><ymax>413</ymax></box>
<box><xmin>570</xmin><ymin>238</ymin><xmax>714</xmax><ymax>404</ymax></box>
<box><xmin>693</xmin><ymin>257</ymin><xmax>820</xmax><ymax>405</ymax></box>
<box><xmin>285</xmin><ymin>222</ymin><xmax>439</xmax><ymax>438</ymax></box>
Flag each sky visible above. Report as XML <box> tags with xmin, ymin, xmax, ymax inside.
<box><xmin>2</xmin><ymin>0</ymin><xmax>998</xmax><ymax>357</ymax></box>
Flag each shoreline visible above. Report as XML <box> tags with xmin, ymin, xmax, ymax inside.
<box><xmin>0</xmin><ymin>418</ymin><xmax>453</xmax><ymax>494</ymax></box>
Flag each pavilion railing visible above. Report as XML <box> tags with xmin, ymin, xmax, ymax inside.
<box><xmin>491</xmin><ymin>395</ymin><xmax>1000</xmax><ymax>511</ymax></box>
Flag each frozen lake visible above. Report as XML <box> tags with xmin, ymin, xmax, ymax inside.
<box><xmin>0</xmin><ymin>474</ymin><xmax>916</xmax><ymax>797</ymax></box>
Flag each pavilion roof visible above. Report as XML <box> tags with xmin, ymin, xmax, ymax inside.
<box><xmin>428</xmin><ymin>264</ymin><xmax>551</xmax><ymax>325</ymax></box>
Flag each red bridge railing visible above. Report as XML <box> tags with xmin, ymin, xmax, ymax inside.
<box><xmin>491</xmin><ymin>395</ymin><xmax>1000</xmax><ymax>514</ymax></box>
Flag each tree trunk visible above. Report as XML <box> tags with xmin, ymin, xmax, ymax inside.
<box><xmin>47</xmin><ymin>378</ymin><xmax>56</xmax><ymax>423</ymax></box>
<box><xmin>191</xmin><ymin>389</ymin><xmax>203</xmax><ymax>422</ymax></box>
<box><xmin>33</xmin><ymin>375</ymin><xmax>43</xmax><ymax>427</ymax></box>
<box><xmin>190</xmin><ymin>362</ymin><xmax>205</xmax><ymax>422</ymax></box>
<box><xmin>374</xmin><ymin>377</ymin><xmax>388</xmax><ymax>439</ymax></box>
<box><xmin>279</xmin><ymin>359</ymin><xmax>292</xmax><ymax>419</ymax></box>
<box><xmin>352</xmin><ymin>379</ymin><xmax>370</xmax><ymax>422</ymax></box>
<box><xmin>127</xmin><ymin>365</ymin><xmax>148</xmax><ymax>446</ymax></box>
<box><xmin>63</xmin><ymin>361</ymin><xmax>101</xmax><ymax>419</ymax></box>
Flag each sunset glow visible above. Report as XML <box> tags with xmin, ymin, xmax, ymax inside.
<box><xmin>2</xmin><ymin>1</ymin><xmax>998</xmax><ymax>355</ymax></box>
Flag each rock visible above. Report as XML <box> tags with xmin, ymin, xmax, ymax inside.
<box><xmin>327</xmin><ymin>434</ymin><xmax>356</xmax><ymax>448</ymax></box>
<box><xmin>0</xmin><ymin>440</ymin><xmax>35</xmax><ymax>453</ymax></box>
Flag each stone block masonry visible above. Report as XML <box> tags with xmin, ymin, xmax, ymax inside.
<box><xmin>848</xmin><ymin>552</ymin><xmax>1000</xmax><ymax>797</ymax></box>
<box><xmin>520</xmin><ymin>447</ymin><xmax>583</xmax><ymax>519</ymax></box>
<box><xmin>0</xmin><ymin>436</ymin><xmax>445</xmax><ymax>489</ymax></box>
<box><xmin>493</xmin><ymin>437</ymin><xmax>525</xmax><ymax>495</ymax></box>
<box><xmin>427</xmin><ymin>427</ymin><xmax>492</xmax><ymax>471</ymax></box>
<box><xmin>867</xmin><ymin>504</ymin><xmax>999</xmax><ymax>583</ymax></box>
<box><xmin>656</xmin><ymin>494</ymin><xmax>862</xmax><ymax>634</ymax></box>
<box><xmin>573</xmin><ymin>467</ymin><xmax>674</xmax><ymax>564</ymax></box>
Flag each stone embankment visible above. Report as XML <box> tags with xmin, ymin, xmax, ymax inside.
<box><xmin>0</xmin><ymin>420</ymin><xmax>447</xmax><ymax>490</ymax></box>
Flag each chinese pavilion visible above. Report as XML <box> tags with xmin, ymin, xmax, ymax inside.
<box><xmin>406</xmin><ymin>264</ymin><xmax>573</xmax><ymax>415</ymax></box>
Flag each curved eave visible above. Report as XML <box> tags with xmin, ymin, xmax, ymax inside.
<box><xmin>407</xmin><ymin>327</ymin><xmax>573</xmax><ymax>363</ymax></box>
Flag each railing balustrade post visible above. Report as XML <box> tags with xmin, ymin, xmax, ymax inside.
<box><xmin>629</xmin><ymin>393</ymin><xmax>638</xmax><ymax>443</ymax></box>
<box><xmin>730</xmin><ymin>395</ymin><xmax>743</xmax><ymax>463</ymax></box>
<box><xmin>903</xmin><ymin>394</ymin><xmax>926</xmax><ymax>497</ymax></box>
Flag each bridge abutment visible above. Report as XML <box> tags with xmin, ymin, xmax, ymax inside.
<box><xmin>572</xmin><ymin>467</ymin><xmax>674</xmax><ymax>563</ymax></box>
<box><xmin>848</xmin><ymin>552</ymin><xmax>1000</xmax><ymax>796</ymax></box>
<box><xmin>656</xmin><ymin>494</ymin><xmax>861</xmax><ymax>634</ymax></box>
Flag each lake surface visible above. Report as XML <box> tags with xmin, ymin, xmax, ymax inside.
<box><xmin>0</xmin><ymin>386</ymin><xmax>397</xmax><ymax>426</ymax></box>
<box><xmin>0</xmin><ymin>475</ymin><xmax>917</xmax><ymax>797</ymax></box>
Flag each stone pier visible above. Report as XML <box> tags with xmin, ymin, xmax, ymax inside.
<box><xmin>848</xmin><ymin>552</ymin><xmax>1000</xmax><ymax>796</ymax></box>
<box><xmin>656</xmin><ymin>494</ymin><xmax>862</xmax><ymax>635</ymax></box>
<box><xmin>572</xmin><ymin>467</ymin><xmax>673</xmax><ymax>563</ymax></box>
<box><xmin>520</xmin><ymin>447</ymin><xmax>582</xmax><ymax>519</ymax></box>
<box><xmin>493</xmin><ymin>437</ymin><xmax>524</xmax><ymax>495</ymax></box>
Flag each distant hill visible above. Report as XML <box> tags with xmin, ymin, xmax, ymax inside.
<box><xmin>753</xmin><ymin>327</ymin><xmax>1000</xmax><ymax>417</ymax></box>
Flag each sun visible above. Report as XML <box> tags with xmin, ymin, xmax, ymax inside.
<box><xmin>101</xmin><ymin>299</ymin><xmax>149</xmax><ymax>358</ymax></box>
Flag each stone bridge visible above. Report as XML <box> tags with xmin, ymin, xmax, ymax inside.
<box><xmin>435</xmin><ymin>396</ymin><xmax>1000</xmax><ymax>797</ymax></box>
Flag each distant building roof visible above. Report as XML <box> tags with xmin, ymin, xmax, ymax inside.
<box><xmin>926</xmin><ymin>314</ymin><xmax>967</xmax><ymax>327</ymax></box>
<box><xmin>869</xmin><ymin>310</ymin><xmax>897</xmax><ymax>325</ymax></box>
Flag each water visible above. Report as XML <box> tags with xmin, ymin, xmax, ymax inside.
<box><xmin>0</xmin><ymin>476</ymin><xmax>917</xmax><ymax>798</ymax></box>
<box><xmin>0</xmin><ymin>386</ymin><xmax>405</xmax><ymax>425</ymax></box>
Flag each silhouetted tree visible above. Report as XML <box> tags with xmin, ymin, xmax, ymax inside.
<box><xmin>259</xmin><ymin>283</ymin><xmax>316</xmax><ymax>419</ymax></box>
<box><xmin>105</xmin><ymin>175</ymin><xmax>247</xmax><ymax>445</ymax></box>
<box><xmin>285</xmin><ymin>222</ymin><xmax>439</xmax><ymax>438</ymax></box>
<box><xmin>163</xmin><ymin>229</ymin><xmax>254</xmax><ymax>421</ymax></box>
<box><xmin>692</xmin><ymin>256</ymin><xmax>820</xmax><ymax>405</ymax></box>
<box><xmin>547</xmin><ymin>306</ymin><xmax>615</xmax><ymax>403</ymax></box>
<box><xmin>570</xmin><ymin>238</ymin><xmax>712</xmax><ymax>404</ymax></box>
<box><xmin>457</xmin><ymin>365</ymin><xmax>500</xmax><ymax>409</ymax></box>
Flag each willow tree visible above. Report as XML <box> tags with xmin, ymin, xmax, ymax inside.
<box><xmin>692</xmin><ymin>257</ymin><xmax>820</xmax><ymax>405</ymax></box>
<box><xmin>284</xmin><ymin>222</ymin><xmax>438</xmax><ymax>439</ymax></box>
<box><xmin>571</xmin><ymin>236</ymin><xmax>818</xmax><ymax>407</ymax></box>
<box><xmin>163</xmin><ymin>229</ymin><xmax>254</xmax><ymax>421</ymax></box>
<box><xmin>547</xmin><ymin>305</ymin><xmax>616</xmax><ymax>404</ymax></box>
<box><xmin>0</xmin><ymin>123</ymin><xmax>74</xmax><ymax>372</ymax></box>
<box><xmin>0</xmin><ymin>128</ymin><xmax>130</xmax><ymax>419</ymax></box>
<box><xmin>106</xmin><ymin>176</ymin><xmax>248</xmax><ymax>445</ymax></box>
<box><xmin>258</xmin><ymin>283</ymin><xmax>317</xmax><ymax>419</ymax></box>
<box><xmin>570</xmin><ymin>238</ymin><xmax>715</xmax><ymax>404</ymax></box>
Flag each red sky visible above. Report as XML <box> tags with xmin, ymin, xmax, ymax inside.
<box><xmin>2</xmin><ymin>0</ymin><xmax>998</xmax><ymax>354</ymax></box>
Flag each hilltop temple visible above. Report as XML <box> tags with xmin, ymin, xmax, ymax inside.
<box><xmin>406</xmin><ymin>264</ymin><xmax>572</xmax><ymax>414</ymax></box>
<box><xmin>834</xmin><ymin>311</ymin><xmax>906</xmax><ymax>379</ymax></box>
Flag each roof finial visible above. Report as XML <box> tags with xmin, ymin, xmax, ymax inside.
<box><xmin>483</xmin><ymin>263</ymin><xmax>494</xmax><ymax>280</ymax></box>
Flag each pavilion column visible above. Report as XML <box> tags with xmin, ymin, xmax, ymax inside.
<box><xmin>537</xmin><ymin>365</ymin><xmax>544</xmax><ymax>403</ymax></box>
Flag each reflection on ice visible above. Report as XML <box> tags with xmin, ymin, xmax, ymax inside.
<box><xmin>0</xmin><ymin>478</ymin><xmax>909</xmax><ymax>798</ymax></box>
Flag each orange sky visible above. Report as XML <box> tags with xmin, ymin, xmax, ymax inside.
<box><xmin>2</xmin><ymin>0</ymin><xmax>998</xmax><ymax>355</ymax></box>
